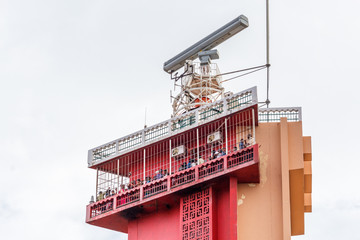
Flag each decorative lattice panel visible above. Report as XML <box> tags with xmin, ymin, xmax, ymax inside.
<box><xmin>180</xmin><ymin>187</ymin><xmax>212</xmax><ymax>240</ymax></box>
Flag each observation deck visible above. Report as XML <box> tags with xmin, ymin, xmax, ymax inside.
<box><xmin>85</xmin><ymin>86</ymin><xmax>302</xmax><ymax>233</ymax></box>
<box><xmin>86</xmin><ymin>145</ymin><xmax>259</xmax><ymax>232</ymax></box>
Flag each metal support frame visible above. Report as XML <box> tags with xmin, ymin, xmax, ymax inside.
<box><xmin>117</xmin><ymin>159</ymin><xmax>120</xmax><ymax>191</ymax></box>
<box><xmin>196</xmin><ymin>128</ymin><xmax>200</xmax><ymax>165</ymax></box>
<box><xmin>171</xmin><ymin>62</ymin><xmax>224</xmax><ymax>117</ymax></box>
<box><xmin>266</xmin><ymin>0</ymin><xmax>271</xmax><ymax>107</ymax></box>
<box><xmin>225</xmin><ymin>118</ymin><xmax>228</xmax><ymax>154</ymax></box>
<box><xmin>252</xmin><ymin>109</ymin><xmax>256</xmax><ymax>143</ymax></box>
<box><xmin>169</xmin><ymin>139</ymin><xmax>172</xmax><ymax>174</ymax></box>
<box><xmin>143</xmin><ymin>149</ymin><xmax>146</xmax><ymax>180</ymax></box>
<box><xmin>95</xmin><ymin>168</ymin><xmax>99</xmax><ymax>199</ymax></box>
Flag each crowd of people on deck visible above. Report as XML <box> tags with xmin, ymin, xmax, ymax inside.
<box><xmin>94</xmin><ymin>134</ymin><xmax>254</xmax><ymax>203</ymax></box>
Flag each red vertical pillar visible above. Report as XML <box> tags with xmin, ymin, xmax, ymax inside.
<box><xmin>229</xmin><ymin>177</ymin><xmax>238</xmax><ymax>240</ymax></box>
<box><xmin>128</xmin><ymin>220</ymin><xmax>138</xmax><ymax>240</ymax></box>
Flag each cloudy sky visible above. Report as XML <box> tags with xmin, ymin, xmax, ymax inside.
<box><xmin>1</xmin><ymin>0</ymin><xmax>359</xmax><ymax>239</ymax></box>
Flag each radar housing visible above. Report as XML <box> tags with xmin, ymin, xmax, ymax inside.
<box><xmin>163</xmin><ymin>15</ymin><xmax>249</xmax><ymax>73</ymax></box>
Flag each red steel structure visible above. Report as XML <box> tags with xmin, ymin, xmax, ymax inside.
<box><xmin>86</xmin><ymin>88</ymin><xmax>261</xmax><ymax>240</ymax></box>
<box><xmin>86</xmin><ymin>11</ymin><xmax>313</xmax><ymax>238</ymax></box>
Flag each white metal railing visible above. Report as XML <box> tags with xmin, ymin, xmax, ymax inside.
<box><xmin>192</xmin><ymin>62</ymin><xmax>220</xmax><ymax>77</ymax></box>
<box><xmin>258</xmin><ymin>107</ymin><xmax>302</xmax><ymax>122</ymax></box>
<box><xmin>88</xmin><ymin>86</ymin><xmax>258</xmax><ymax>167</ymax></box>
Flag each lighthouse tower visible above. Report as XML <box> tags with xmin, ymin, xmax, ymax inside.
<box><xmin>85</xmin><ymin>15</ymin><xmax>312</xmax><ymax>240</ymax></box>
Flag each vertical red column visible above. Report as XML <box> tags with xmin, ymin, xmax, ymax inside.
<box><xmin>229</xmin><ymin>177</ymin><xmax>238</xmax><ymax>240</ymax></box>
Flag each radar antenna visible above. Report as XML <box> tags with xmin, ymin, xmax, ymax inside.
<box><xmin>164</xmin><ymin>15</ymin><xmax>249</xmax><ymax>116</ymax></box>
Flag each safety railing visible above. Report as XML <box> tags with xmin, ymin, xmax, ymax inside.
<box><xmin>90</xmin><ymin>198</ymin><xmax>114</xmax><ymax>218</ymax></box>
<box><xmin>258</xmin><ymin>107</ymin><xmax>302</xmax><ymax>122</ymax></box>
<box><xmin>199</xmin><ymin>103</ymin><xmax>224</xmax><ymax>122</ymax></box>
<box><xmin>93</xmin><ymin>143</ymin><xmax>116</xmax><ymax>162</ymax></box>
<box><xmin>227</xmin><ymin>147</ymin><xmax>254</xmax><ymax>168</ymax></box>
<box><xmin>227</xmin><ymin>92</ymin><xmax>253</xmax><ymax>111</ymax></box>
<box><xmin>143</xmin><ymin>179</ymin><xmax>168</xmax><ymax>198</ymax></box>
<box><xmin>145</xmin><ymin>123</ymin><xmax>169</xmax><ymax>142</ymax></box>
<box><xmin>198</xmin><ymin>158</ymin><xmax>224</xmax><ymax>179</ymax></box>
<box><xmin>87</xmin><ymin>144</ymin><xmax>259</xmax><ymax>220</ymax></box>
<box><xmin>116</xmin><ymin>189</ymin><xmax>140</xmax><ymax>208</ymax></box>
<box><xmin>171</xmin><ymin>114</ymin><xmax>196</xmax><ymax>131</ymax></box>
<box><xmin>170</xmin><ymin>169</ymin><xmax>196</xmax><ymax>189</ymax></box>
<box><xmin>88</xmin><ymin>87</ymin><xmax>258</xmax><ymax>166</ymax></box>
<box><xmin>192</xmin><ymin>62</ymin><xmax>221</xmax><ymax>76</ymax></box>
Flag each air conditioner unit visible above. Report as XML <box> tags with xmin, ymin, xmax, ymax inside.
<box><xmin>171</xmin><ymin>145</ymin><xmax>185</xmax><ymax>157</ymax></box>
<box><xmin>207</xmin><ymin>131</ymin><xmax>222</xmax><ymax>144</ymax></box>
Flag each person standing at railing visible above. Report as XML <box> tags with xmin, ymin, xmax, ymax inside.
<box><xmin>136</xmin><ymin>179</ymin><xmax>142</xmax><ymax>187</ymax></box>
<box><xmin>214</xmin><ymin>150</ymin><xmax>219</xmax><ymax>159</ymax></box>
<box><xmin>218</xmin><ymin>149</ymin><xmax>223</xmax><ymax>156</ymax></box>
<box><xmin>154</xmin><ymin>170</ymin><xmax>162</xmax><ymax>180</ymax></box>
<box><xmin>246</xmin><ymin>133</ymin><xmax>254</xmax><ymax>147</ymax></box>
<box><xmin>239</xmin><ymin>139</ymin><xmax>245</xmax><ymax>149</ymax></box>
<box><xmin>187</xmin><ymin>159</ymin><xmax>192</xmax><ymax>169</ymax></box>
<box><xmin>105</xmin><ymin>187</ymin><xmax>111</xmax><ymax>198</ymax></box>
<box><xmin>218</xmin><ymin>148</ymin><xmax>226</xmax><ymax>156</ymax></box>
<box><xmin>119</xmin><ymin>185</ymin><xmax>125</xmax><ymax>194</ymax></box>
<box><xmin>199</xmin><ymin>156</ymin><xmax>205</xmax><ymax>165</ymax></box>
<box><xmin>97</xmin><ymin>191</ymin><xmax>104</xmax><ymax>201</ymax></box>
<box><xmin>179</xmin><ymin>162</ymin><xmax>186</xmax><ymax>171</ymax></box>
<box><xmin>128</xmin><ymin>181</ymin><xmax>135</xmax><ymax>190</ymax></box>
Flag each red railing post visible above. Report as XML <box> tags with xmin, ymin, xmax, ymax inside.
<box><xmin>224</xmin><ymin>155</ymin><xmax>228</xmax><ymax>170</ymax></box>
<box><xmin>140</xmin><ymin>186</ymin><xmax>144</xmax><ymax>201</ymax></box>
<box><xmin>195</xmin><ymin>166</ymin><xmax>199</xmax><ymax>181</ymax></box>
<box><xmin>253</xmin><ymin>144</ymin><xmax>259</xmax><ymax>163</ymax></box>
<box><xmin>167</xmin><ymin>175</ymin><xmax>171</xmax><ymax>191</ymax></box>
<box><xmin>86</xmin><ymin>205</ymin><xmax>91</xmax><ymax>220</ymax></box>
<box><xmin>112</xmin><ymin>197</ymin><xmax>116</xmax><ymax>211</ymax></box>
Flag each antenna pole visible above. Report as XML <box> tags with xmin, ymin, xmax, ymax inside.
<box><xmin>144</xmin><ymin>107</ymin><xmax>147</xmax><ymax>128</ymax></box>
<box><xmin>266</xmin><ymin>0</ymin><xmax>270</xmax><ymax>108</ymax></box>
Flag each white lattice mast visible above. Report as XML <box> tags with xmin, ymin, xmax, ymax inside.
<box><xmin>171</xmin><ymin>52</ymin><xmax>224</xmax><ymax>116</ymax></box>
<box><xmin>163</xmin><ymin>15</ymin><xmax>249</xmax><ymax>117</ymax></box>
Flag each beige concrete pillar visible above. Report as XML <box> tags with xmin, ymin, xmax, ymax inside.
<box><xmin>280</xmin><ymin>118</ymin><xmax>291</xmax><ymax>240</ymax></box>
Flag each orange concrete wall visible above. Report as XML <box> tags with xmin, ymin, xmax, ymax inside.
<box><xmin>303</xmin><ymin>136</ymin><xmax>312</xmax><ymax>213</ymax></box>
<box><xmin>236</xmin><ymin>119</ymin><xmax>312</xmax><ymax>240</ymax></box>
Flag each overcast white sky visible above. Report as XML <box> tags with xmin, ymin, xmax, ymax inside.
<box><xmin>1</xmin><ymin>0</ymin><xmax>359</xmax><ymax>239</ymax></box>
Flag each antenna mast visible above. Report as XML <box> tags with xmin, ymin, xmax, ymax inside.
<box><xmin>144</xmin><ymin>107</ymin><xmax>147</xmax><ymax>128</ymax></box>
<box><xmin>266</xmin><ymin>0</ymin><xmax>271</xmax><ymax>108</ymax></box>
<box><xmin>163</xmin><ymin>15</ymin><xmax>249</xmax><ymax>117</ymax></box>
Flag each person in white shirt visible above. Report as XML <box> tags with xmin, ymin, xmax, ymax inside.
<box><xmin>198</xmin><ymin>157</ymin><xmax>205</xmax><ymax>165</ymax></box>
<box><xmin>246</xmin><ymin>133</ymin><xmax>254</xmax><ymax>147</ymax></box>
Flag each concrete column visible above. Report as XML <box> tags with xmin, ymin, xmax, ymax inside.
<box><xmin>280</xmin><ymin>117</ymin><xmax>291</xmax><ymax>240</ymax></box>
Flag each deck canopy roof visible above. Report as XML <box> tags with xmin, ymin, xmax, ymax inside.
<box><xmin>88</xmin><ymin>86</ymin><xmax>259</xmax><ymax>168</ymax></box>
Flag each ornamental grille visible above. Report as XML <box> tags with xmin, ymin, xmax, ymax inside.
<box><xmin>180</xmin><ymin>187</ymin><xmax>212</xmax><ymax>240</ymax></box>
